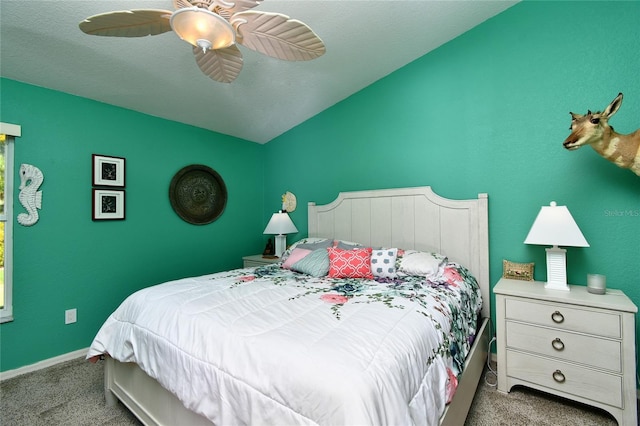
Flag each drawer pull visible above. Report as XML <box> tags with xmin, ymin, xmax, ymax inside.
<box><xmin>551</xmin><ymin>338</ymin><xmax>565</xmax><ymax>351</ymax></box>
<box><xmin>552</xmin><ymin>370</ymin><xmax>566</xmax><ymax>383</ymax></box>
<box><xmin>551</xmin><ymin>311</ymin><xmax>565</xmax><ymax>323</ymax></box>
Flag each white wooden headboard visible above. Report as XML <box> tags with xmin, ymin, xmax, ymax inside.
<box><xmin>308</xmin><ymin>186</ymin><xmax>490</xmax><ymax>319</ymax></box>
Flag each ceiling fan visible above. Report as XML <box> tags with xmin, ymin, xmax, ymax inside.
<box><xmin>79</xmin><ymin>0</ymin><xmax>326</xmax><ymax>83</ymax></box>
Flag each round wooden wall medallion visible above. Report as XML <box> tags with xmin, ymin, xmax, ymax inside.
<box><xmin>169</xmin><ymin>164</ymin><xmax>227</xmax><ymax>225</ymax></box>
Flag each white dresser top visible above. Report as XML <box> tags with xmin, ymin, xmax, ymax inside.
<box><xmin>494</xmin><ymin>278</ymin><xmax>637</xmax><ymax>313</ymax></box>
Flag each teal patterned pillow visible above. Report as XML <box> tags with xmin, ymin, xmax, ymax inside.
<box><xmin>292</xmin><ymin>249</ymin><xmax>330</xmax><ymax>277</ymax></box>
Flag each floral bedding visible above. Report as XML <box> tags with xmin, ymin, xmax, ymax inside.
<box><xmin>87</xmin><ymin>247</ymin><xmax>482</xmax><ymax>426</ymax></box>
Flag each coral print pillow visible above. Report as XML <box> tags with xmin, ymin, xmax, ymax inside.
<box><xmin>370</xmin><ymin>248</ymin><xmax>398</xmax><ymax>278</ymax></box>
<box><xmin>327</xmin><ymin>247</ymin><xmax>374</xmax><ymax>279</ymax></box>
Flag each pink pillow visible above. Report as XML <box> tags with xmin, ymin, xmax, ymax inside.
<box><xmin>282</xmin><ymin>248</ymin><xmax>312</xmax><ymax>269</ymax></box>
<box><xmin>327</xmin><ymin>247</ymin><xmax>374</xmax><ymax>279</ymax></box>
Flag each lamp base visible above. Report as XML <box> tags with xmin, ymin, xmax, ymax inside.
<box><xmin>274</xmin><ymin>234</ymin><xmax>287</xmax><ymax>258</ymax></box>
<box><xmin>544</xmin><ymin>246</ymin><xmax>570</xmax><ymax>291</ymax></box>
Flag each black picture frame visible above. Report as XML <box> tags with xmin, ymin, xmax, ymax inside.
<box><xmin>92</xmin><ymin>154</ymin><xmax>125</xmax><ymax>187</ymax></box>
<box><xmin>92</xmin><ymin>188</ymin><xmax>125</xmax><ymax>221</ymax></box>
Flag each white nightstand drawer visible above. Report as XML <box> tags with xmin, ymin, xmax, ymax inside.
<box><xmin>506</xmin><ymin>322</ymin><xmax>621</xmax><ymax>372</ymax></box>
<box><xmin>505</xmin><ymin>298</ymin><xmax>621</xmax><ymax>338</ymax></box>
<box><xmin>507</xmin><ymin>350</ymin><xmax>623</xmax><ymax>408</ymax></box>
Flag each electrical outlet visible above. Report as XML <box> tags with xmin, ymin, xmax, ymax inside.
<box><xmin>65</xmin><ymin>308</ymin><xmax>77</xmax><ymax>324</ymax></box>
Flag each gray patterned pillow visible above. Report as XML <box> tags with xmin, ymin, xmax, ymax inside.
<box><xmin>296</xmin><ymin>239</ymin><xmax>334</xmax><ymax>251</ymax></box>
<box><xmin>336</xmin><ymin>240</ymin><xmax>363</xmax><ymax>250</ymax></box>
<box><xmin>370</xmin><ymin>248</ymin><xmax>398</xmax><ymax>278</ymax></box>
<box><xmin>281</xmin><ymin>238</ymin><xmax>333</xmax><ymax>262</ymax></box>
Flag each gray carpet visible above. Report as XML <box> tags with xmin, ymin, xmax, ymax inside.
<box><xmin>466</xmin><ymin>368</ymin><xmax>621</xmax><ymax>426</ymax></box>
<box><xmin>0</xmin><ymin>357</ymin><xmax>623</xmax><ymax>425</ymax></box>
<box><xmin>0</xmin><ymin>357</ymin><xmax>140</xmax><ymax>426</ymax></box>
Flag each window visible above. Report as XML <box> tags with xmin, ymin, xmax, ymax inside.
<box><xmin>0</xmin><ymin>122</ymin><xmax>19</xmax><ymax>323</ymax></box>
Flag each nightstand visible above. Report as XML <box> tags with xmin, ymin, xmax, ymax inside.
<box><xmin>495</xmin><ymin>278</ymin><xmax>637</xmax><ymax>426</ymax></box>
<box><xmin>242</xmin><ymin>254</ymin><xmax>281</xmax><ymax>268</ymax></box>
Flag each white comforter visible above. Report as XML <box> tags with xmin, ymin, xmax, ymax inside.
<box><xmin>87</xmin><ymin>263</ymin><xmax>481</xmax><ymax>425</ymax></box>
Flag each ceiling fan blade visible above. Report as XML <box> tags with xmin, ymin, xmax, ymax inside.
<box><xmin>172</xmin><ymin>0</ymin><xmax>260</xmax><ymax>13</ymax></box>
<box><xmin>232</xmin><ymin>11</ymin><xmax>326</xmax><ymax>61</ymax></box>
<box><xmin>173</xmin><ymin>0</ymin><xmax>194</xmax><ymax>10</ymax></box>
<box><xmin>193</xmin><ymin>45</ymin><xmax>243</xmax><ymax>83</ymax></box>
<box><xmin>216</xmin><ymin>0</ymin><xmax>263</xmax><ymax>14</ymax></box>
<box><xmin>79</xmin><ymin>10</ymin><xmax>173</xmax><ymax>37</ymax></box>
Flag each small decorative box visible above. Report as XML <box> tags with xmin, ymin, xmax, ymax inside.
<box><xmin>502</xmin><ymin>259</ymin><xmax>534</xmax><ymax>281</ymax></box>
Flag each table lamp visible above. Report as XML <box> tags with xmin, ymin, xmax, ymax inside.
<box><xmin>524</xmin><ymin>201</ymin><xmax>589</xmax><ymax>291</ymax></box>
<box><xmin>263</xmin><ymin>211</ymin><xmax>298</xmax><ymax>257</ymax></box>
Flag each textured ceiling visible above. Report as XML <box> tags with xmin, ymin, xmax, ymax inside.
<box><xmin>0</xmin><ymin>1</ymin><xmax>518</xmax><ymax>143</ymax></box>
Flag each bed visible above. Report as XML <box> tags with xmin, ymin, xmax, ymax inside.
<box><xmin>88</xmin><ymin>186</ymin><xmax>490</xmax><ymax>426</ymax></box>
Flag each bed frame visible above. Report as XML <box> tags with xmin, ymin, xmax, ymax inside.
<box><xmin>103</xmin><ymin>186</ymin><xmax>490</xmax><ymax>426</ymax></box>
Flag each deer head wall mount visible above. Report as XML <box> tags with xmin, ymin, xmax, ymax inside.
<box><xmin>563</xmin><ymin>93</ymin><xmax>640</xmax><ymax>177</ymax></box>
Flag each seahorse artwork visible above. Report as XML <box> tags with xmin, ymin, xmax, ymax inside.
<box><xmin>563</xmin><ymin>93</ymin><xmax>640</xmax><ymax>176</ymax></box>
<box><xmin>17</xmin><ymin>163</ymin><xmax>44</xmax><ymax>226</ymax></box>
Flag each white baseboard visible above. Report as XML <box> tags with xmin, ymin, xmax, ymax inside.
<box><xmin>0</xmin><ymin>347</ymin><xmax>88</xmax><ymax>381</ymax></box>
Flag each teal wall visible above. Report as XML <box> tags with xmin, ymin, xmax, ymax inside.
<box><xmin>265</xmin><ymin>0</ymin><xmax>640</xmax><ymax>365</ymax></box>
<box><xmin>2</xmin><ymin>0</ymin><xmax>639</xmax><ymax>377</ymax></box>
<box><xmin>0</xmin><ymin>78</ymin><xmax>265</xmax><ymax>371</ymax></box>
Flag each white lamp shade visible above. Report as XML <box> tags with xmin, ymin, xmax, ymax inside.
<box><xmin>524</xmin><ymin>202</ymin><xmax>589</xmax><ymax>248</ymax></box>
<box><xmin>170</xmin><ymin>7</ymin><xmax>235</xmax><ymax>51</ymax></box>
<box><xmin>263</xmin><ymin>212</ymin><xmax>297</xmax><ymax>258</ymax></box>
<box><xmin>263</xmin><ymin>212</ymin><xmax>298</xmax><ymax>235</ymax></box>
<box><xmin>524</xmin><ymin>202</ymin><xmax>589</xmax><ymax>292</ymax></box>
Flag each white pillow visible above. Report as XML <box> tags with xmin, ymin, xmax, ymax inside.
<box><xmin>397</xmin><ymin>250</ymin><xmax>447</xmax><ymax>279</ymax></box>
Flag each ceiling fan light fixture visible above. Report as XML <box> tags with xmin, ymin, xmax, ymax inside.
<box><xmin>170</xmin><ymin>7</ymin><xmax>235</xmax><ymax>52</ymax></box>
